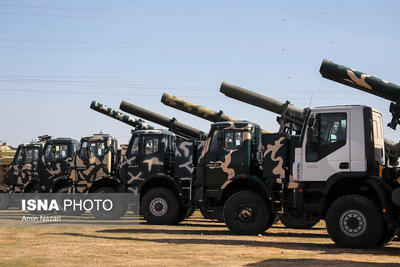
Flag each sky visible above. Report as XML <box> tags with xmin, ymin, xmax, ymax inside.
<box><xmin>0</xmin><ymin>0</ymin><xmax>399</xmax><ymax>147</ymax></box>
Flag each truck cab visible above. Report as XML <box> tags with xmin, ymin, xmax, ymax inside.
<box><xmin>6</xmin><ymin>143</ymin><xmax>43</xmax><ymax>193</ymax></box>
<box><xmin>295</xmin><ymin>105</ymin><xmax>384</xmax><ymax>183</ymax></box>
<box><xmin>290</xmin><ymin>105</ymin><xmax>396</xmax><ymax>248</ymax></box>
<box><xmin>70</xmin><ymin>134</ymin><xmax>120</xmax><ymax>193</ymax></box>
<box><xmin>121</xmin><ymin>129</ymin><xmax>199</xmax><ymax>224</ymax></box>
<box><xmin>41</xmin><ymin>138</ymin><xmax>78</xmax><ymax>192</ymax></box>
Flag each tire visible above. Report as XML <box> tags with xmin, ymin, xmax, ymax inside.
<box><xmin>265</xmin><ymin>212</ymin><xmax>277</xmax><ymax>230</ymax></box>
<box><xmin>223</xmin><ymin>191</ymin><xmax>270</xmax><ymax>235</ymax></box>
<box><xmin>326</xmin><ymin>194</ymin><xmax>383</xmax><ymax>248</ymax></box>
<box><xmin>55</xmin><ymin>187</ymin><xmax>84</xmax><ymax>216</ymax></box>
<box><xmin>213</xmin><ymin>206</ymin><xmax>224</xmax><ymax>222</ymax></box>
<box><xmin>279</xmin><ymin>212</ymin><xmax>319</xmax><ymax>229</ymax></box>
<box><xmin>141</xmin><ymin>187</ymin><xmax>180</xmax><ymax>225</ymax></box>
<box><xmin>0</xmin><ymin>193</ymin><xmax>9</xmax><ymax>210</ymax></box>
<box><xmin>91</xmin><ymin>187</ymin><xmax>128</xmax><ymax>220</ymax></box>
<box><xmin>200</xmin><ymin>207</ymin><xmax>215</xmax><ymax>220</ymax></box>
<box><xmin>174</xmin><ymin>206</ymin><xmax>190</xmax><ymax>224</ymax></box>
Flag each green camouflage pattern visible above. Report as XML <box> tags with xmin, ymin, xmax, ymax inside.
<box><xmin>6</xmin><ymin>143</ymin><xmax>43</xmax><ymax>192</ymax></box>
<box><xmin>320</xmin><ymin>59</ymin><xmax>400</xmax><ymax>103</ymax></box>
<box><xmin>91</xmin><ymin>100</ymin><xmax>154</xmax><ymax>130</ymax></box>
<box><xmin>69</xmin><ymin>134</ymin><xmax>119</xmax><ymax>193</ymax></box>
<box><xmin>120</xmin><ymin>100</ymin><xmax>207</xmax><ymax>140</ymax></box>
<box><xmin>6</xmin><ymin>139</ymin><xmax>78</xmax><ymax>193</ymax></box>
<box><xmin>161</xmin><ymin>93</ymin><xmax>270</xmax><ymax>134</ymax></box>
<box><xmin>162</xmin><ymin>93</ymin><xmax>237</xmax><ymax>122</ymax></box>
<box><xmin>197</xmin><ymin>121</ymin><xmax>259</xmax><ymax>190</ymax></box>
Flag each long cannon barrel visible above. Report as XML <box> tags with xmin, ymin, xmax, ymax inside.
<box><xmin>90</xmin><ymin>100</ymin><xmax>154</xmax><ymax>130</ymax></box>
<box><xmin>161</xmin><ymin>93</ymin><xmax>270</xmax><ymax>134</ymax></box>
<box><xmin>320</xmin><ymin>59</ymin><xmax>400</xmax><ymax>103</ymax></box>
<box><xmin>161</xmin><ymin>93</ymin><xmax>237</xmax><ymax>122</ymax></box>
<box><xmin>220</xmin><ymin>82</ymin><xmax>304</xmax><ymax>120</ymax></box>
<box><xmin>120</xmin><ymin>100</ymin><xmax>207</xmax><ymax>140</ymax></box>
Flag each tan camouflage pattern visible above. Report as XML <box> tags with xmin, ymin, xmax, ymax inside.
<box><xmin>162</xmin><ymin>93</ymin><xmax>270</xmax><ymax>134</ymax></box>
<box><xmin>70</xmin><ymin>134</ymin><xmax>119</xmax><ymax>193</ymax></box>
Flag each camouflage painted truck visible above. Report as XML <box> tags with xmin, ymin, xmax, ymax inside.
<box><xmin>161</xmin><ymin>93</ymin><xmax>316</xmax><ymax>228</ymax></box>
<box><xmin>91</xmin><ymin>100</ymin><xmax>206</xmax><ymax>224</ymax></box>
<box><xmin>215</xmin><ymin>76</ymin><xmax>400</xmax><ymax>248</ymax></box>
<box><xmin>0</xmin><ymin>142</ymin><xmax>16</xmax><ymax>209</ymax></box>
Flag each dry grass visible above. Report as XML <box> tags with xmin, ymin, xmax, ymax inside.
<box><xmin>0</xmin><ymin>210</ymin><xmax>399</xmax><ymax>266</ymax></box>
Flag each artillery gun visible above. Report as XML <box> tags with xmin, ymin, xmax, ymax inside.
<box><xmin>120</xmin><ymin>100</ymin><xmax>207</xmax><ymax>140</ymax></box>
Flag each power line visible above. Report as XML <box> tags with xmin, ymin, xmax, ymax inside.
<box><xmin>0</xmin><ymin>3</ymin><xmax>119</xmax><ymax>12</ymax></box>
<box><xmin>0</xmin><ymin>12</ymin><xmax>102</xmax><ymax>19</ymax></box>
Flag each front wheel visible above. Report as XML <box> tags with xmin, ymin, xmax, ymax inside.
<box><xmin>141</xmin><ymin>187</ymin><xmax>179</xmax><ymax>225</ymax></box>
<box><xmin>326</xmin><ymin>194</ymin><xmax>383</xmax><ymax>248</ymax></box>
<box><xmin>223</xmin><ymin>191</ymin><xmax>270</xmax><ymax>235</ymax></box>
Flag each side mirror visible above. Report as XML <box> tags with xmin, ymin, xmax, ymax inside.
<box><xmin>307</xmin><ymin>115</ymin><xmax>316</xmax><ymax>127</ymax></box>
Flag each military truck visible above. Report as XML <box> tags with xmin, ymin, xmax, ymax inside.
<box><xmin>217</xmin><ymin>76</ymin><xmax>400</xmax><ymax>248</ymax></box>
<box><xmin>91</xmin><ymin>100</ymin><xmax>206</xmax><ymax>224</ymax></box>
<box><xmin>0</xmin><ymin>142</ymin><xmax>16</xmax><ymax>209</ymax></box>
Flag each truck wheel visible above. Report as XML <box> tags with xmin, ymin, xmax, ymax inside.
<box><xmin>0</xmin><ymin>193</ymin><xmax>9</xmax><ymax>210</ymax></box>
<box><xmin>55</xmin><ymin>187</ymin><xmax>84</xmax><ymax>216</ymax></box>
<box><xmin>279</xmin><ymin>212</ymin><xmax>319</xmax><ymax>229</ymax></box>
<box><xmin>141</xmin><ymin>187</ymin><xmax>179</xmax><ymax>225</ymax></box>
<box><xmin>223</xmin><ymin>191</ymin><xmax>269</xmax><ymax>235</ymax></box>
<box><xmin>326</xmin><ymin>194</ymin><xmax>383</xmax><ymax>248</ymax></box>
<box><xmin>265</xmin><ymin>212</ymin><xmax>277</xmax><ymax>230</ymax></box>
<box><xmin>91</xmin><ymin>187</ymin><xmax>128</xmax><ymax>220</ymax></box>
<box><xmin>200</xmin><ymin>207</ymin><xmax>215</xmax><ymax>220</ymax></box>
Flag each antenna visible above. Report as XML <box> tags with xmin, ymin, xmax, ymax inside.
<box><xmin>308</xmin><ymin>93</ymin><xmax>314</xmax><ymax>107</ymax></box>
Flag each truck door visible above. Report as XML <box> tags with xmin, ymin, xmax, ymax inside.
<box><xmin>42</xmin><ymin>143</ymin><xmax>71</xmax><ymax>190</ymax></box>
<box><xmin>301</xmin><ymin>112</ymin><xmax>350</xmax><ymax>181</ymax></box>
<box><xmin>202</xmin><ymin>129</ymin><xmax>248</xmax><ymax>190</ymax></box>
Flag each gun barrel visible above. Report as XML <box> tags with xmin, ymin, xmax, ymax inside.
<box><xmin>161</xmin><ymin>93</ymin><xmax>270</xmax><ymax>133</ymax></box>
<box><xmin>320</xmin><ymin>59</ymin><xmax>400</xmax><ymax>102</ymax></box>
<box><xmin>119</xmin><ymin>100</ymin><xmax>207</xmax><ymax>140</ymax></box>
<box><xmin>90</xmin><ymin>100</ymin><xmax>154</xmax><ymax>130</ymax></box>
<box><xmin>220</xmin><ymin>82</ymin><xmax>304</xmax><ymax>119</ymax></box>
<box><xmin>161</xmin><ymin>93</ymin><xmax>237</xmax><ymax>122</ymax></box>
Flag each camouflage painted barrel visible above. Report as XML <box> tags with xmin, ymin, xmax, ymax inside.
<box><xmin>220</xmin><ymin>82</ymin><xmax>304</xmax><ymax>119</ymax></box>
<box><xmin>119</xmin><ymin>100</ymin><xmax>207</xmax><ymax>140</ymax></box>
<box><xmin>161</xmin><ymin>93</ymin><xmax>270</xmax><ymax>134</ymax></box>
<box><xmin>90</xmin><ymin>100</ymin><xmax>154</xmax><ymax>130</ymax></box>
<box><xmin>320</xmin><ymin>59</ymin><xmax>400</xmax><ymax>102</ymax></box>
<box><xmin>161</xmin><ymin>93</ymin><xmax>237</xmax><ymax>122</ymax></box>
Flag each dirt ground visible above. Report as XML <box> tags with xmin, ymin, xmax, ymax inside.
<box><xmin>0</xmin><ymin>210</ymin><xmax>399</xmax><ymax>266</ymax></box>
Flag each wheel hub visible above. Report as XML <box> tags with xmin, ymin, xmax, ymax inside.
<box><xmin>339</xmin><ymin>209</ymin><xmax>367</xmax><ymax>237</ymax></box>
<box><xmin>237</xmin><ymin>205</ymin><xmax>254</xmax><ymax>223</ymax></box>
<box><xmin>149</xmin><ymin>197</ymin><xmax>167</xmax><ymax>216</ymax></box>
